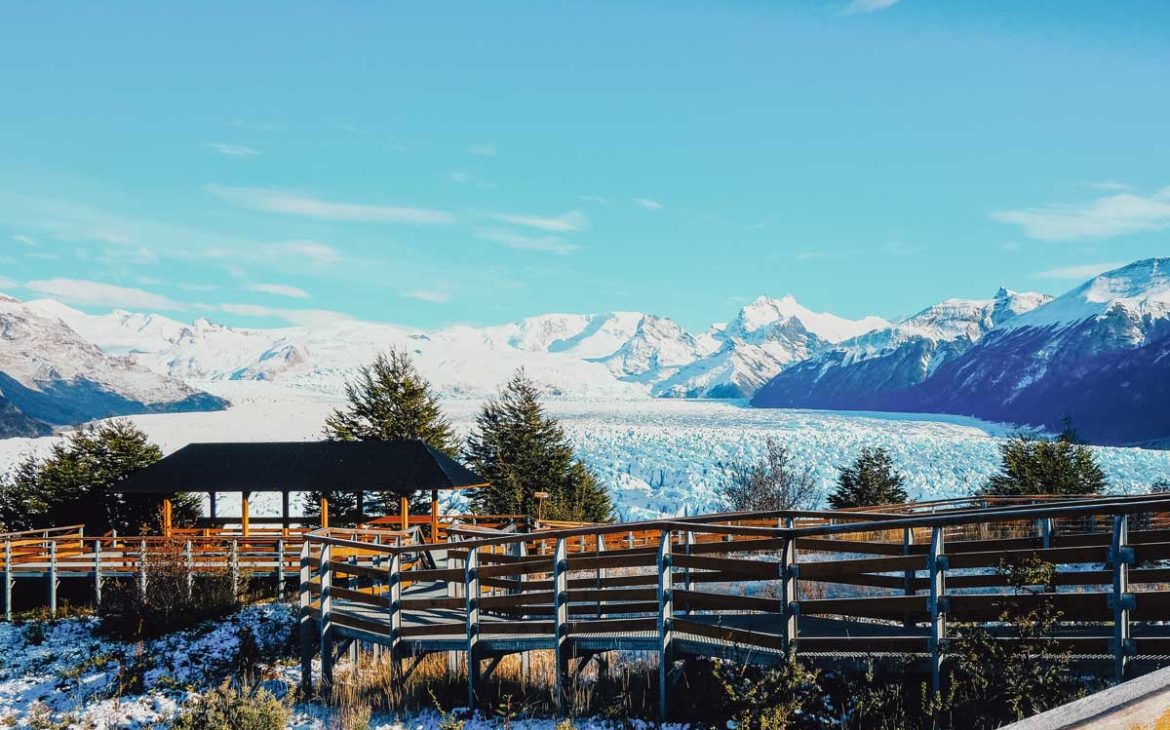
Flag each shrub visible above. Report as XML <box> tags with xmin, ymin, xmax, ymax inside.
<box><xmin>712</xmin><ymin>654</ymin><xmax>823</xmax><ymax>730</ymax></box>
<box><xmin>980</xmin><ymin>434</ymin><xmax>1107</xmax><ymax>497</ymax></box>
<box><xmin>828</xmin><ymin>446</ymin><xmax>908</xmax><ymax>509</ymax></box>
<box><xmin>172</xmin><ymin>683</ymin><xmax>291</xmax><ymax>730</ymax></box>
<box><xmin>719</xmin><ymin>437</ymin><xmax>819</xmax><ymax>513</ymax></box>
<box><xmin>98</xmin><ymin>540</ymin><xmax>239</xmax><ymax>640</ymax></box>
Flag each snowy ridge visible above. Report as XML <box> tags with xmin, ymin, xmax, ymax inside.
<box><xmin>0</xmin><ymin>296</ymin><xmax>227</xmax><ymax>431</ymax></box>
<box><xmin>31</xmin><ymin>294</ymin><xmax>886</xmax><ymax>401</ymax></box>
<box><xmin>1001</xmin><ymin>258</ymin><xmax>1170</xmax><ymax>332</ymax></box>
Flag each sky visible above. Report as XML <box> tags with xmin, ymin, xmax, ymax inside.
<box><xmin>1</xmin><ymin>0</ymin><xmax>1169</xmax><ymax>332</ymax></box>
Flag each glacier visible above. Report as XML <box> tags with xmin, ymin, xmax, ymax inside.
<box><xmin>2</xmin><ymin>381</ymin><xmax>1166</xmax><ymax>522</ymax></box>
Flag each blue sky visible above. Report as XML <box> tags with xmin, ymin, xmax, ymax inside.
<box><xmin>1</xmin><ymin>0</ymin><xmax>1169</xmax><ymax>331</ymax></box>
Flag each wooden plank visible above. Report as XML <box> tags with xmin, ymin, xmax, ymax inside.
<box><xmin>401</xmin><ymin>596</ymin><xmax>465</xmax><ymax>610</ymax></box>
<box><xmin>798</xmin><ymin>554</ymin><xmax>924</xmax><ymax>579</ymax></box>
<box><xmin>566</xmin><ymin>552</ymin><xmax>657</xmax><ymax>572</ymax></box>
<box><xmin>672</xmin><ymin>554</ymin><xmax>781</xmax><ymax>580</ymax></box>
<box><xmin>675</xmin><ymin>588</ymin><xmax>781</xmax><ymax>613</ymax></box>
<box><xmin>330</xmin><ymin>586</ymin><xmax>389</xmax><ymax>608</ymax></box>
<box><xmin>673</xmin><ymin>617</ymin><xmax>783</xmax><ymax>651</ymax></box>
<box><xmin>565</xmin><ymin>617</ymin><xmax>658</xmax><ymax>634</ymax></box>
<box><xmin>400</xmin><ymin>622</ymin><xmax>467</xmax><ymax>638</ymax></box>
<box><xmin>332</xmin><ymin>611</ymin><xmax>391</xmax><ymax>638</ymax></box>
<box><xmin>801</xmin><ymin>594</ymin><xmax>926</xmax><ymax>620</ymax></box>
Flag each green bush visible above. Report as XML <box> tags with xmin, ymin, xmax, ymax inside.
<box><xmin>172</xmin><ymin>683</ymin><xmax>291</xmax><ymax>730</ymax></box>
<box><xmin>712</xmin><ymin>655</ymin><xmax>823</xmax><ymax>730</ymax></box>
<box><xmin>98</xmin><ymin>541</ymin><xmax>239</xmax><ymax>640</ymax></box>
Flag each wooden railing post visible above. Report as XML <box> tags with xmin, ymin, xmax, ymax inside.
<box><xmin>780</xmin><ymin>534</ymin><xmax>798</xmax><ymax>652</ymax></box>
<box><xmin>319</xmin><ymin>543</ymin><xmax>334</xmax><ymax>695</ymax></box>
<box><xmin>1039</xmin><ymin>517</ymin><xmax>1054</xmax><ymax>549</ymax></box>
<box><xmin>276</xmin><ymin>538</ymin><xmax>285</xmax><ymax>599</ymax></box>
<box><xmin>3</xmin><ymin>540</ymin><xmax>11</xmax><ymax>622</ymax></box>
<box><xmin>447</xmin><ymin>542</ymin><xmax>463</xmax><ymax>676</ymax></box>
<box><xmin>657</xmin><ymin>528</ymin><xmax>674</xmax><ymax>722</ymax></box>
<box><xmin>48</xmin><ymin>540</ymin><xmax>58</xmax><ymax>617</ymax></box>
<box><xmin>92</xmin><ymin>539</ymin><xmax>102</xmax><ymax>608</ymax></box>
<box><xmin>299</xmin><ymin>541</ymin><xmax>313</xmax><ymax>696</ymax></box>
<box><xmin>553</xmin><ymin>536</ymin><xmax>570</xmax><ymax>716</ymax></box>
<box><xmin>682</xmin><ymin>531</ymin><xmax>694</xmax><ymax>615</ymax></box>
<box><xmin>927</xmin><ymin>526</ymin><xmax>948</xmax><ymax>699</ymax></box>
<box><xmin>464</xmin><ymin>546</ymin><xmax>481</xmax><ymax>709</ymax></box>
<box><xmin>184</xmin><ymin>540</ymin><xmax>194</xmax><ymax>598</ymax></box>
<box><xmin>1110</xmin><ymin>514</ymin><xmax>1134</xmax><ymax>683</ymax></box>
<box><xmin>388</xmin><ymin>551</ymin><xmax>402</xmax><ymax>664</ymax></box>
<box><xmin>137</xmin><ymin>539</ymin><xmax>148</xmax><ymax>600</ymax></box>
<box><xmin>902</xmin><ymin>527</ymin><xmax>916</xmax><ymax>629</ymax></box>
<box><xmin>229</xmin><ymin>539</ymin><xmax>240</xmax><ymax>597</ymax></box>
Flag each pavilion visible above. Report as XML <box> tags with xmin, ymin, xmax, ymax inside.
<box><xmin>115</xmin><ymin>440</ymin><xmax>489</xmax><ymax>538</ymax></box>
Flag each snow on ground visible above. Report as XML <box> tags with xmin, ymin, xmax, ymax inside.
<box><xmin>0</xmin><ymin>602</ymin><xmax>681</xmax><ymax>730</ymax></box>
<box><xmin>2</xmin><ymin>381</ymin><xmax>1169</xmax><ymax>521</ymax></box>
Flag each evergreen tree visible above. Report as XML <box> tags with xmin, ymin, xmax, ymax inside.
<box><xmin>465</xmin><ymin>370</ymin><xmax>611</xmax><ymax>522</ymax></box>
<box><xmin>828</xmin><ymin>446</ymin><xmax>908</xmax><ymax>509</ymax></box>
<box><xmin>0</xmin><ymin>420</ymin><xmax>197</xmax><ymax>534</ymax></box>
<box><xmin>304</xmin><ymin>349</ymin><xmax>459</xmax><ymax>521</ymax></box>
<box><xmin>718</xmin><ymin>437</ymin><xmax>819</xmax><ymax>513</ymax></box>
<box><xmin>980</xmin><ymin>434</ymin><xmax>1107</xmax><ymax>497</ymax></box>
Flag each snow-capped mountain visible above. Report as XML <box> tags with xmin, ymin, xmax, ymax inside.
<box><xmin>36</xmin><ymin>295</ymin><xmax>885</xmax><ymax>401</ymax></box>
<box><xmin>655</xmin><ymin>296</ymin><xmax>889</xmax><ymax>398</ymax></box>
<box><xmin>751</xmin><ymin>288</ymin><xmax>1052</xmax><ymax>409</ymax></box>
<box><xmin>0</xmin><ymin>295</ymin><xmax>227</xmax><ymax>435</ymax></box>
<box><xmin>905</xmin><ymin>258</ymin><xmax>1170</xmax><ymax>445</ymax></box>
<box><xmin>755</xmin><ymin>259</ymin><xmax>1170</xmax><ymax>446</ymax></box>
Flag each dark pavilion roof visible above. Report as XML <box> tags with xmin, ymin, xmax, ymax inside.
<box><xmin>116</xmin><ymin>440</ymin><xmax>488</xmax><ymax>496</ymax></box>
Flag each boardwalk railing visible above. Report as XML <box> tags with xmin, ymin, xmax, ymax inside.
<box><xmin>299</xmin><ymin>493</ymin><xmax>1170</xmax><ymax>718</ymax></box>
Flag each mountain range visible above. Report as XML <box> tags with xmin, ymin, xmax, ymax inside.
<box><xmin>752</xmin><ymin>258</ymin><xmax>1170</xmax><ymax>447</ymax></box>
<box><xmin>2</xmin><ymin>258</ymin><xmax>1168</xmax><ymax>447</ymax></box>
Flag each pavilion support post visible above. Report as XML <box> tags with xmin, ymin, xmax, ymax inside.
<box><xmin>209</xmin><ymin>492</ymin><xmax>218</xmax><ymax>523</ymax></box>
<box><xmin>92</xmin><ymin>539</ymin><xmax>103</xmax><ymax>608</ymax></box>
<box><xmin>162</xmin><ymin>498</ymin><xmax>173</xmax><ymax>538</ymax></box>
<box><xmin>927</xmin><ymin>526</ymin><xmax>948</xmax><ymax>701</ymax></box>
<box><xmin>400</xmin><ymin>496</ymin><xmax>410</xmax><ymax>532</ymax></box>
<box><xmin>298</xmin><ymin>541</ymin><xmax>313</xmax><ymax>696</ymax></box>
<box><xmin>2</xmin><ymin>541</ymin><xmax>10</xmax><ymax>622</ymax></box>
<box><xmin>553</xmin><ymin>537</ymin><xmax>570</xmax><ymax>717</ymax></box>
<box><xmin>780</xmin><ymin>535</ymin><xmax>798</xmax><ymax>652</ymax></box>
<box><xmin>320</xmin><ymin>498</ymin><xmax>329</xmax><ymax>529</ymax></box>
<box><xmin>464</xmin><ymin>546</ymin><xmax>481</xmax><ymax>709</ymax></box>
<box><xmin>319</xmin><ymin>543</ymin><xmax>335</xmax><ymax>695</ymax></box>
<box><xmin>282</xmin><ymin>492</ymin><xmax>290</xmax><ymax>531</ymax></box>
<box><xmin>48</xmin><ymin>540</ymin><xmax>58</xmax><ymax>617</ymax></box>
<box><xmin>1110</xmin><ymin>514</ymin><xmax>1134</xmax><ymax>683</ymax></box>
<box><xmin>241</xmin><ymin>493</ymin><xmax>251</xmax><ymax>538</ymax></box>
<box><xmin>657</xmin><ymin>529</ymin><xmax>675</xmax><ymax>723</ymax></box>
<box><xmin>356</xmin><ymin>491</ymin><xmax>365</xmax><ymax>522</ymax></box>
<box><xmin>431</xmin><ymin>490</ymin><xmax>440</xmax><ymax>544</ymax></box>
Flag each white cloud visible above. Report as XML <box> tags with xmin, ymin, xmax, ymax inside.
<box><xmin>991</xmin><ymin>187</ymin><xmax>1170</xmax><ymax>241</ymax></box>
<box><xmin>205</xmin><ymin>142</ymin><xmax>261</xmax><ymax>157</ymax></box>
<box><xmin>474</xmin><ymin>228</ymin><xmax>582</xmax><ymax>255</ymax></box>
<box><xmin>633</xmin><ymin>197</ymin><xmax>663</xmax><ymax>211</ymax></box>
<box><xmin>488</xmin><ymin>210</ymin><xmax>587</xmax><ymax>233</ymax></box>
<box><xmin>262</xmin><ymin>240</ymin><xmax>343</xmax><ymax>265</ymax></box>
<box><xmin>218</xmin><ymin>303</ymin><xmax>353</xmax><ymax>326</ymax></box>
<box><xmin>12</xmin><ymin>234</ymin><xmax>38</xmax><ymax>247</ymax></box>
<box><xmin>0</xmin><ymin>276</ymin><xmax>16</xmax><ymax>289</ymax></box>
<box><xmin>579</xmin><ymin>195</ymin><xmax>614</xmax><ymax>206</ymax></box>
<box><xmin>842</xmin><ymin>0</ymin><xmax>900</xmax><ymax>13</ymax></box>
<box><xmin>248</xmin><ymin>282</ymin><xmax>310</xmax><ymax>299</ymax></box>
<box><xmin>25</xmin><ymin>278</ymin><xmax>184</xmax><ymax>310</ymax></box>
<box><xmin>468</xmin><ymin>143</ymin><xmax>497</xmax><ymax>157</ymax></box>
<box><xmin>403</xmin><ymin>289</ymin><xmax>450</xmax><ymax>304</ymax></box>
<box><xmin>1033</xmin><ymin>262</ymin><xmax>1126</xmax><ymax>280</ymax></box>
<box><xmin>207</xmin><ymin>185</ymin><xmax>453</xmax><ymax>225</ymax></box>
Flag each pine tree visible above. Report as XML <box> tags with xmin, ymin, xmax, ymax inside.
<box><xmin>980</xmin><ymin>434</ymin><xmax>1107</xmax><ymax>497</ymax></box>
<box><xmin>465</xmin><ymin>370</ymin><xmax>611</xmax><ymax>522</ymax></box>
<box><xmin>304</xmin><ymin>349</ymin><xmax>459</xmax><ymax>521</ymax></box>
<box><xmin>718</xmin><ymin>438</ymin><xmax>819</xmax><ymax>513</ymax></box>
<box><xmin>828</xmin><ymin>447</ymin><xmax>908</xmax><ymax>509</ymax></box>
<box><xmin>0</xmin><ymin>420</ymin><xmax>197</xmax><ymax>534</ymax></box>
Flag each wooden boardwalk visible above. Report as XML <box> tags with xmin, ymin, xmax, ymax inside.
<box><xmin>298</xmin><ymin>494</ymin><xmax>1170</xmax><ymax>717</ymax></box>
